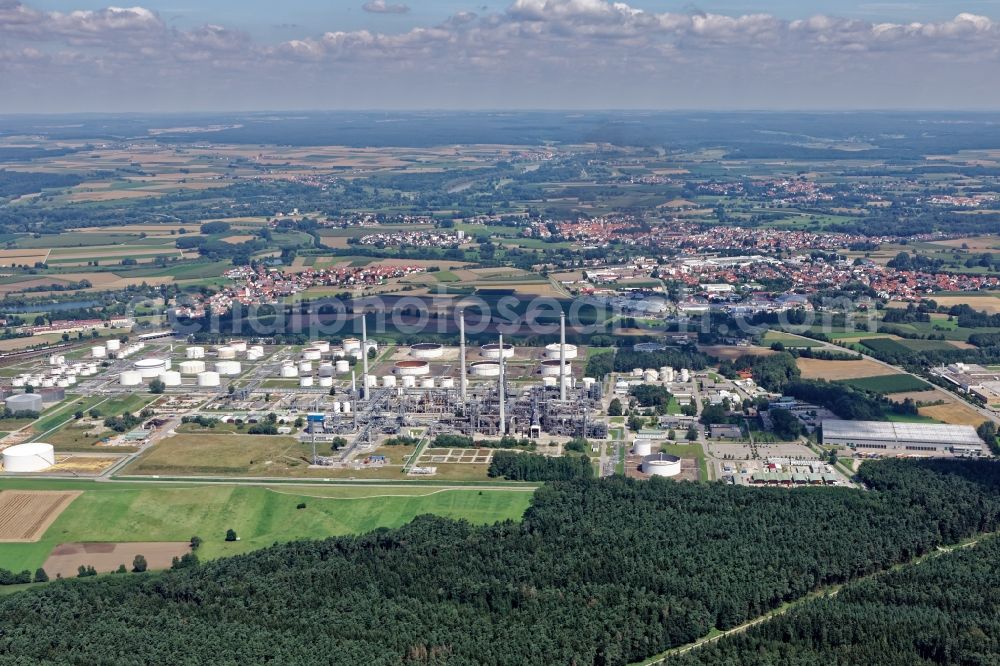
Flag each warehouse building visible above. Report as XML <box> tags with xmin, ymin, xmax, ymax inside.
<box><xmin>822</xmin><ymin>420</ymin><xmax>985</xmax><ymax>455</ymax></box>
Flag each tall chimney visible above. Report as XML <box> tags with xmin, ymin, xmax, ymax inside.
<box><xmin>361</xmin><ymin>314</ymin><xmax>369</xmax><ymax>400</ymax></box>
<box><xmin>498</xmin><ymin>332</ymin><xmax>505</xmax><ymax>436</ymax></box>
<box><xmin>559</xmin><ymin>311</ymin><xmax>567</xmax><ymax>402</ymax></box>
<box><xmin>459</xmin><ymin>310</ymin><xmax>467</xmax><ymax>404</ymax></box>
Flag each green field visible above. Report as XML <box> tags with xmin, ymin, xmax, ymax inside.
<box><xmin>860</xmin><ymin>337</ymin><xmax>955</xmax><ymax>355</ymax></box>
<box><xmin>0</xmin><ymin>479</ymin><xmax>534</xmax><ymax>572</ymax></box>
<box><xmin>835</xmin><ymin>374</ymin><xmax>932</xmax><ymax>394</ymax></box>
<box><xmin>762</xmin><ymin>331</ymin><xmax>825</xmax><ymax>348</ymax></box>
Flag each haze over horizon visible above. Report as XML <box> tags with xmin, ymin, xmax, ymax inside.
<box><xmin>3</xmin><ymin>0</ymin><xmax>1000</xmax><ymax>112</ymax></box>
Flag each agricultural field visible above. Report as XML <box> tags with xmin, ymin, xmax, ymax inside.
<box><xmin>0</xmin><ymin>490</ymin><xmax>80</xmax><ymax>542</ymax></box>
<box><xmin>0</xmin><ymin>479</ymin><xmax>534</xmax><ymax>572</ymax></box>
<box><xmin>859</xmin><ymin>337</ymin><xmax>956</xmax><ymax>355</ymax></box>
<box><xmin>835</xmin><ymin>374</ymin><xmax>932</xmax><ymax>394</ymax></box>
<box><xmin>761</xmin><ymin>331</ymin><xmax>825</xmax><ymax>348</ymax></box>
<box><xmin>795</xmin><ymin>358</ymin><xmax>889</xmax><ymax>380</ymax></box>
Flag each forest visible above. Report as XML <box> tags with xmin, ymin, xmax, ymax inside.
<box><xmin>0</xmin><ymin>459</ymin><xmax>998</xmax><ymax>665</ymax></box>
<box><xmin>670</xmin><ymin>535</ymin><xmax>1000</xmax><ymax>665</ymax></box>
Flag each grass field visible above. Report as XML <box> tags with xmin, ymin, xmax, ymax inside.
<box><xmin>0</xmin><ymin>479</ymin><xmax>534</xmax><ymax>572</ymax></box>
<box><xmin>836</xmin><ymin>374</ymin><xmax>932</xmax><ymax>394</ymax></box>
<box><xmin>762</xmin><ymin>331</ymin><xmax>825</xmax><ymax>348</ymax></box>
<box><xmin>796</xmin><ymin>358</ymin><xmax>889</xmax><ymax>380</ymax></box>
<box><xmin>861</xmin><ymin>337</ymin><xmax>956</xmax><ymax>355</ymax></box>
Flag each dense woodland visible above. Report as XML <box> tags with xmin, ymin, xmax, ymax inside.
<box><xmin>671</xmin><ymin>535</ymin><xmax>1000</xmax><ymax>666</ymax></box>
<box><xmin>0</xmin><ymin>460</ymin><xmax>999</xmax><ymax>664</ymax></box>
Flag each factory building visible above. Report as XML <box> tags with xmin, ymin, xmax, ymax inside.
<box><xmin>821</xmin><ymin>420</ymin><xmax>985</xmax><ymax>455</ymax></box>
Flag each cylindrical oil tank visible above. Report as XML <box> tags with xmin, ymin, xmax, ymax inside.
<box><xmin>135</xmin><ymin>358</ymin><xmax>168</xmax><ymax>378</ymax></box>
<box><xmin>56</xmin><ymin>379</ymin><xmax>70</xmax><ymax>388</ymax></box>
<box><xmin>299</xmin><ymin>376</ymin><xmax>314</xmax><ymax>388</ymax></box>
<box><xmin>679</xmin><ymin>369</ymin><xmax>690</xmax><ymax>383</ymax></box>
<box><xmin>48</xmin><ymin>354</ymin><xmax>65</xmax><ymax>366</ymax></box>
<box><xmin>11</xmin><ymin>378</ymin><xmax>24</xmax><ymax>388</ymax></box>
<box><xmin>197</xmin><ymin>371</ymin><xmax>221</xmax><ymax>387</ymax></box>
<box><xmin>394</xmin><ymin>360</ymin><xmax>430</xmax><ymax>376</ymax></box>
<box><xmin>642</xmin><ymin>454</ymin><xmax>682</xmax><ymax>477</ymax></box>
<box><xmin>410</xmin><ymin>343</ymin><xmax>444</xmax><ymax>359</ymax></box>
<box><xmin>631</xmin><ymin>368</ymin><xmax>643</xmax><ymax>377</ymax></box>
<box><xmin>332</xmin><ymin>401</ymin><xmax>342</xmax><ymax>413</ymax></box>
<box><xmin>542</xmin><ymin>376</ymin><xmax>557</xmax><ymax>388</ymax></box>
<box><xmin>335</xmin><ymin>360</ymin><xmax>350</xmax><ymax>374</ymax></box>
<box><xmin>119</xmin><ymin>371</ymin><xmax>143</xmax><ymax>387</ymax></box>
<box><xmin>480</xmin><ymin>343</ymin><xmax>514</xmax><ymax>360</ymax></box>
<box><xmin>544</xmin><ymin>343</ymin><xmax>578</xmax><ymax>360</ymax></box>
<box><xmin>643</xmin><ymin>369</ymin><xmax>659</xmax><ymax>383</ymax></box>
<box><xmin>2</xmin><ymin>442</ymin><xmax>55</xmax><ymax>472</ymax></box>
<box><xmin>401</xmin><ymin>375</ymin><xmax>416</xmax><ymax>388</ymax></box>
<box><xmin>439</xmin><ymin>377</ymin><xmax>455</xmax><ymax>389</ymax></box>
<box><xmin>318</xmin><ymin>363</ymin><xmax>334</xmax><ymax>377</ymax></box>
<box><xmin>365</xmin><ymin>375</ymin><xmax>377</xmax><ymax>388</ymax></box>
<box><xmin>298</xmin><ymin>360</ymin><xmax>313</xmax><ymax>374</ymax></box>
<box><xmin>40</xmin><ymin>379</ymin><xmax>54</xmax><ymax>389</ymax></box>
<box><xmin>216</xmin><ymin>346</ymin><xmax>236</xmax><ymax>360</ymax></box>
<box><xmin>318</xmin><ymin>376</ymin><xmax>333</xmax><ymax>388</ymax></box>
<box><xmin>246</xmin><ymin>348</ymin><xmax>263</xmax><ymax>361</ymax></box>
<box><xmin>540</xmin><ymin>359</ymin><xmax>570</xmax><ymax>376</ymax></box>
<box><xmin>249</xmin><ymin>345</ymin><xmax>264</xmax><ymax>356</ymax></box>
<box><xmin>381</xmin><ymin>375</ymin><xmax>397</xmax><ymax>388</ymax></box>
<box><xmin>91</xmin><ymin>346</ymin><xmax>107</xmax><ymax>359</ymax></box>
<box><xmin>310</xmin><ymin>341</ymin><xmax>330</xmax><ymax>353</ymax></box>
<box><xmin>106</xmin><ymin>339</ymin><xmax>121</xmax><ymax>352</ymax></box>
<box><xmin>215</xmin><ymin>361</ymin><xmax>242</xmax><ymax>376</ymax></box>
<box><xmin>6</xmin><ymin>393</ymin><xmax>43</xmax><ymax>412</ymax></box>
<box><xmin>66</xmin><ymin>375</ymin><xmax>77</xmax><ymax>385</ymax></box>
<box><xmin>186</xmin><ymin>346</ymin><xmax>206</xmax><ymax>359</ymax></box>
<box><xmin>470</xmin><ymin>361</ymin><xmax>501</xmax><ymax>377</ymax></box>
<box><xmin>180</xmin><ymin>360</ymin><xmax>206</xmax><ymax>375</ymax></box>
<box><xmin>582</xmin><ymin>377</ymin><xmax>596</xmax><ymax>389</ymax></box>
<box><xmin>330</xmin><ymin>346</ymin><xmax>345</xmax><ymax>358</ymax></box>
<box><xmin>420</xmin><ymin>378</ymin><xmax>435</xmax><ymax>389</ymax></box>
<box><xmin>161</xmin><ymin>371</ymin><xmax>182</xmax><ymax>387</ymax></box>
<box><xmin>343</xmin><ymin>338</ymin><xmax>361</xmax><ymax>354</ymax></box>
<box><xmin>229</xmin><ymin>341</ymin><xmax>247</xmax><ymax>353</ymax></box>
<box><xmin>342</xmin><ymin>401</ymin><xmax>352</xmax><ymax>414</ymax></box>
<box><xmin>633</xmin><ymin>440</ymin><xmax>653</xmax><ymax>457</ymax></box>
<box><xmin>280</xmin><ymin>364</ymin><xmax>299</xmax><ymax>378</ymax></box>
<box><xmin>302</xmin><ymin>348</ymin><xmax>322</xmax><ymax>361</ymax></box>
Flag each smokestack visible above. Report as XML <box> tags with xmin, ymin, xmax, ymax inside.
<box><xmin>559</xmin><ymin>311</ymin><xmax>567</xmax><ymax>402</ymax></box>
<box><xmin>361</xmin><ymin>314</ymin><xmax>369</xmax><ymax>400</ymax></box>
<box><xmin>351</xmin><ymin>370</ymin><xmax>356</xmax><ymax>394</ymax></box>
<box><xmin>459</xmin><ymin>310</ymin><xmax>467</xmax><ymax>404</ymax></box>
<box><xmin>498</xmin><ymin>332</ymin><xmax>505</xmax><ymax>436</ymax></box>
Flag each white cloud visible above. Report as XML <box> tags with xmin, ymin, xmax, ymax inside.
<box><xmin>362</xmin><ymin>0</ymin><xmax>410</xmax><ymax>15</ymax></box>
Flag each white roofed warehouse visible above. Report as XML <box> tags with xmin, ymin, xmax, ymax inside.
<box><xmin>821</xmin><ymin>420</ymin><xmax>985</xmax><ymax>455</ymax></box>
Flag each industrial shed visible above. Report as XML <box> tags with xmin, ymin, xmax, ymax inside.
<box><xmin>822</xmin><ymin>420</ymin><xmax>984</xmax><ymax>454</ymax></box>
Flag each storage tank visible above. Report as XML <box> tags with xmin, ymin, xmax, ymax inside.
<box><xmin>298</xmin><ymin>360</ymin><xmax>313</xmax><ymax>374</ymax></box>
<box><xmin>342</xmin><ymin>401</ymin><xmax>352</xmax><ymax>414</ymax></box>
<box><xmin>11</xmin><ymin>377</ymin><xmax>25</xmax><ymax>388</ymax></box>
<box><xmin>420</xmin><ymin>378</ymin><xmax>435</xmax><ymax>389</ymax></box>
<box><xmin>216</xmin><ymin>346</ymin><xmax>236</xmax><ymax>360</ymax></box>
<box><xmin>186</xmin><ymin>346</ymin><xmax>206</xmax><ymax>359</ymax></box>
<box><xmin>119</xmin><ymin>371</ymin><xmax>142</xmax><ymax>386</ymax></box>
<box><xmin>215</xmin><ymin>361</ymin><xmax>242</xmax><ymax>376</ymax></box>
<box><xmin>381</xmin><ymin>375</ymin><xmax>397</xmax><ymax>388</ymax></box>
<box><xmin>410</xmin><ymin>343</ymin><xmax>444</xmax><ymax>359</ymax></box>
<box><xmin>161</xmin><ymin>371</ymin><xmax>182</xmax><ymax>387</ymax></box>
<box><xmin>332</xmin><ymin>401</ymin><xmax>342</xmax><ymax>414</ymax></box>
<box><xmin>470</xmin><ymin>361</ymin><xmax>501</xmax><ymax>377</ymax></box>
<box><xmin>105</xmin><ymin>339</ymin><xmax>121</xmax><ymax>352</ymax></box>
<box><xmin>280</xmin><ymin>364</ymin><xmax>298</xmax><ymax>378</ymax></box>
<box><xmin>249</xmin><ymin>345</ymin><xmax>265</xmax><ymax>356</ymax></box>
<box><xmin>246</xmin><ymin>348</ymin><xmax>263</xmax><ymax>361</ymax></box>
<box><xmin>661</xmin><ymin>367</ymin><xmax>675</xmax><ymax>382</ymax></box>
<box><xmin>394</xmin><ymin>360</ymin><xmax>430</xmax><ymax>376</ymax></box>
<box><xmin>6</xmin><ymin>393</ymin><xmax>43</xmax><ymax>413</ymax></box>
<box><xmin>134</xmin><ymin>358</ymin><xmax>169</xmax><ymax>379</ymax></box>
<box><xmin>542</xmin><ymin>376</ymin><xmax>557</xmax><ymax>388</ymax></box>
<box><xmin>48</xmin><ymin>354</ymin><xmax>65</xmax><ymax>366</ymax></box>
<box><xmin>91</xmin><ymin>346</ymin><xmax>107</xmax><ymax>359</ymax></box>
<box><xmin>318</xmin><ymin>363</ymin><xmax>334</xmax><ymax>378</ymax></box>
<box><xmin>582</xmin><ymin>377</ymin><xmax>596</xmax><ymax>389</ymax></box>
<box><xmin>365</xmin><ymin>375</ymin><xmax>377</xmax><ymax>388</ymax></box>
<box><xmin>540</xmin><ymin>359</ymin><xmax>570</xmax><ymax>376</ymax></box>
<box><xmin>335</xmin><ymin>360</ymin><xmax>350</xmax><ymax>374</ymax></box>
<box><xmin>310</xmin><ymin>341</ymin><xmax>330</xmax><ymax>353</ymax></box>
<box><xmin>2</xmin><ymin>442</ymin><xmax>55</xmax><ymax>472</ymax></box>
<box><xmin>66</xmin><ymin>375</ymin><xmax>77</xmax><ymax>385</ymax></box>
<box><xmin>440</xmin><ymin>377</ymin><xmax>455</xmax><ymax>389</ymax></box>
<box><xmin>401</xmin><ymin>375</ymin><xmax>416</xmax><ymax>388</ymax></box>
<box><xmin>343</xmin><ymin>338</ymin><xmax>362</xmax><ymax>354</ymax></box>
<box><xmin>643</xmin><ymin>369</ymin><xmax>659</xmax><ymax>383</ymax></box>
<box><xmin>40</xmin><ymin>379</ymin><xmax>54</xmax><ymax>389</ymax></box>
<box><xmin>299</xmin><ymin>376</ymin><xmax>314</xmax><ymax>388</ymax></box>
<box><xmin>56</xmin><ymin>379</ymin><xmax>70</xmax><ymax>388</ymax></box>
<box><xmin>679</xmin><ymin>369</ymin><xmax>691</xmax><ymax>383</ymax></box>
<box><xmin>544</xmin><ymin>343</ymin><xmax>578</xmax><ymax>360</ymax></box>
<box><xmin>302</xmin><ymin>347</ymin><xmax>322</xmax><ymax>361</ymax></box>
<box><xmin>180</xmin><ymin>360</ymin><xmax>206</xmax><ymax>375</ymax></box>
<box><xmin>228</xmin><ymin>341</ymin><xmax>247</xmax><ymax>353</ymax></box>
<box><xmin>633</xmin><ymin>440</ymin><xmax>653</xmax><ymax>456</ymax></box>
<box><xmin>642</xmin><ymin>453</ymin><xmax>682</xmax><ymax>477</ymax></box>
<box><xmin>318</xmin><ymin>376</ymin><xmax>333</xmax><ymax>388</ymax></box>
<box><xmin>330</xmin><ymin>346</ymin><xmax>345</xmax><ymax>358</ymax></box>
<box><xmin>197</xmin><ymin>371</ymin><xmax>221</xmax><ymax>387</ymax></box>
<box><xmin>631</xmin><ymin>368</ymin><xmax>644</xmax><ymax>377</ymax></box>
<box><xmin>480</xmin><ymin>343</ymin><xmax>514</xmax><ymax>360</ymax></box>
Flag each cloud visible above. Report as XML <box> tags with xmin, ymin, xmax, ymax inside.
<box><xmin>362</xmin><ymin>0</ymin><xmax>409</xmax><ymax>14</ymax></box>
<box><xmin>1</xmin><ymin>0</ymin><xmax>1000</xmax><ymax>111</ymax></box>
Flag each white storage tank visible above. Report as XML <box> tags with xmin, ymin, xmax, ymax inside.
<box><xmin>544</xmin><ymin>343</ymin><xmax>578</xmax><ymax>360</ymax></box>
<box><xmin>343</xmin><ymin>401</ymin><xmax>352</xmax><ymax>414</ymax></box>
<box><xmin>633</xmin><ymin>440</ymin><xmax>653</xmax><ymax>456</ymax></box>
<box><xmin>134</xmin><ymin>358</ymin><xmax>169</xmax><ymax>379</ymax></box>
<box><xmin>440</xmin><ymin>377</ymin><xmax>455</xmax><ymax>389</ymax></box>
<box><xmin>540</xmin><ymin>359</ymin><xmax>569</xmax><ymax>376</ymax></box>
<box><xmin>216</xmin><ymin>346</ymin><xmax>236</xmax><ymax>360</ymax></box>
<box><xmin>6</xmin><ymin>393</ymin><xmax>43</xmax><ymax>413</ymax></box>
<box><xmin>318</xmin><ymin>376</ymin><xmax>333</xmax><ymax>388</ymax></box>
<box><xmin>66</xmin><ymin>375</ymin><xmax>77</xmax><ymax>385</ymax></box>
<box><xmin>310</xmin><ymin>341</ymin><xmax>330</xmax><ymax>354</ymax></box>
<box><xmin>542</xmin><ymin>376</ymin><xmax>557</xmax><ymax>388</ymax></box>
<box><xmin>180</xmin><ymin>360</ymin><xmax>206</xmax><ymax>375</ymax></box>
<box><xmin>470</xmin><ymin>361</ymin><xmax>501</xmax><ymax>377</ymax></box>
<box><xmin>161</xmin><ymin>371</ymin><xmax>182</xmax><ymax>387</ymax></box>
<box><xmin>410</xmin><ymin>343</ymin><xmax>444</xmax><ymax>359</ymax></box>
<box><xmin>11</xmin><ymin>377</ymin><xmax>25</xmax><ymax>388</ymax></box>
<box><xmin>330</xmin><ymin>346</ymin><xmax>345</xmax><ymax>358</ymax></box>
<box><xmin>56</xmin><ymin>379</ymin><xmax>70</xmax><ymax>388</ymax></box>
<box><xmin>91</xmin><ymin>346</ymin><xmax>107</xmax><ymax>359</ymax></box>
<box><xmin>298</xmin><ymin>360</ymin><xmax>313</xmax><ymax>373</ymax></box>
<box><xmin>318</xmin><ymin>363</ymin><xmax>335</xmax><ymax>378</ymax></box>
<box><xmin>332</xmin><ymin>401</ymin><xmax>342</xmax><ymax>414</ymax></box>
<box><xmin>582</xmin><ymin>377</ymin><xmax>596</xmax><ymax>389</ymax></box>
<box><xmin>420</xmin><ymin>378</ymin><xmax>435</xmax><ymax>389</ymax></box>
<box><xmin>343</xmin><ymin>338</ymin><xmax>361</xmax><ymax>354</ymax></box>
<box><xmin>186</xmin><ymin>346</ymin><xmax>206</xmax><ymax>359</ymax></box>
<box><xmin>642</xmin><ymin>453</ymin><xmax>682</xmax><ymax>478</ymax></box>
<box><xmin>246</xmin><ymin>347</ymin><xmax>263</xmax><ymax>361</ymax></box>
<box><xmin>643</xmin><ymin>369</ymin><xmax>659</xmax><ymax>383</ymax></box>
<box><xmin>2</xmin><ymin>442</ymin><xmax>55</xmax><ymax>472</ymax></box>
<box><xmin>335</xmin><ymin>360</ymin><xmax>350</xmax><ymax>374</ymax></box>
<box><xmin>481</xmin><ymin>343</ymin><xmax>514</xmax><ymax>360</ymax></box>
<box><xmin>48</xmin><ymin>354</ymin><xmax>65</xmax><ymax>366</ymax></box>
<box><xmin>680</xmin><ymin>369</ymin><xmax>690</xmax><ymax>383</ymax></box>
<box><xmin>381</xmin><ymin>375</ymin><xmax>397</xmax><ymax>388</ymax></box>
<box><xmin>40</xmin><ymin>379</ymin><xmax>54</xmax><ymax>389</ymax></box>
<box><xmin>299</xmin><ymin>376</ymin><xmax>314</xmax><ymax>388</ymax></box>
<box><xmin>302</xmin><ymin>347</ymin><xmax>322</xmax><ymax>361</ymax></box>
<box><xmin>197</xmin><ymin>371</ymin><xmax>221</xmax><ymax>387</ymax></box>
<box><xmin>215</xmin><ymin>361</ymin><xmax>242</xmax><ymax>376</ymax></box>
<box><xmin>401</xmin><ymin>375</ymin><xmax>416</xmax><ymax>388</ymax></box>
<box><xmin>394</xmin><ymin>360</ymin><xmax>430</xmax><ymax>376</ymax></box>
<box><xmin>661</xmin><ymin>367</ymin><xmax>675</xmax><ymax>382</ymax></box>
<box><xmin>229</xmin><ymin>341</ymin><xmax>247</xmax><ymax>353</ymax></box>
<box><xmin>365</xmin><ymin>375</ymin><xmax>377</xmax><ymax>388</ymax></box>
<box><xmin>119</xmin><ymin>371</ymin><xmax>143</xmax><ymax>387</ymax></box>
<box><xmin>106</xmin><ymin>339</ymin><xmax>121</xmax><ymax>352</ymax></box>
<box><xmin>280</xmin><ymin>364</ymin><xmax>299</xmax><ymax>378</ymax></box>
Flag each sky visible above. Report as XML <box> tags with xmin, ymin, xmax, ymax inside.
<box><xmin>2</xmin><ymin>0</ymin><xmax>1000</xmax><ymax>112</ymax></box>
